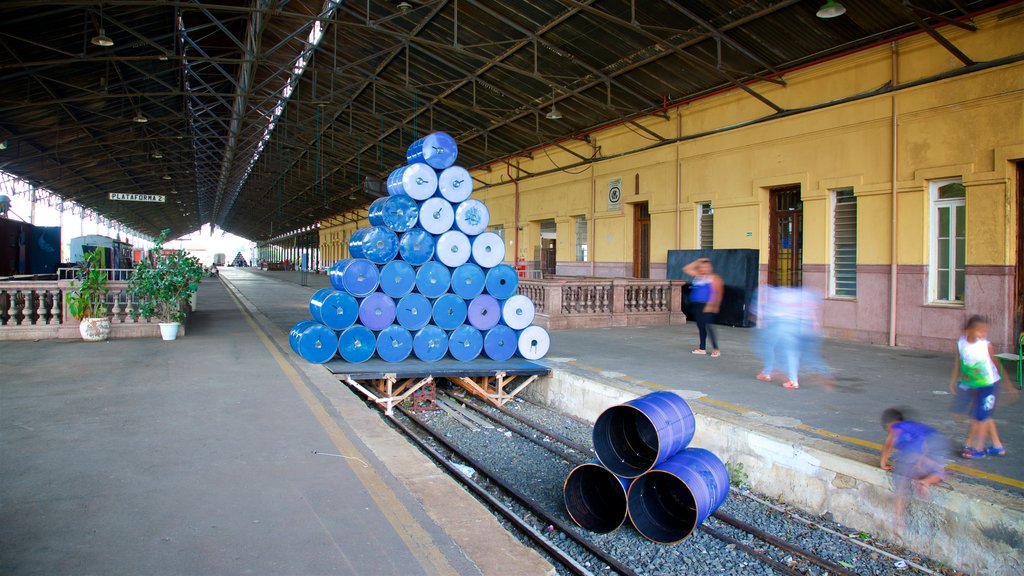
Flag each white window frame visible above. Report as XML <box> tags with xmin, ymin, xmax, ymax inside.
<box><xmin>574</xmin><ymin>215</ymin><xmax>588</xmax><ymax>262</ymax></box>
<box><xmin>928</xmin><ymin>177</ymin><xmax>966</xmax><ymax>303</ymax></box>
<box><xmin>696</xmin><ymin>202</ymin><xmax>713</xmax><ymax>249</ymax></box>
<box><xmin>830</xmin><ymin>188</ymin><xmax>857</xmax><ymax>298</ymax></box>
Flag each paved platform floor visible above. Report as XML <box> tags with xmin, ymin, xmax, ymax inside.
<box><xmin>0</xmin><ymin>273</ymin><xmax>552</xmax><ymax>575</ymax></box>
<box><xmin>242</xmin><ymin>267</ymin><xmax>1023</xmax><ymax>496</ymax></box>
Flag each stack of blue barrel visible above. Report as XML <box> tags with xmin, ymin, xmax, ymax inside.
<box><xmin>289</xmin><ymin>131</ymin><xmax>550</xmax><ymax>365</ymax></box>
<box><xmin>563</xmin><ymin>391</ymin><xmax>730</xmax><ymax>543</ymax></box>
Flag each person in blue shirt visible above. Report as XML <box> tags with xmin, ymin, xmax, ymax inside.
<box><xmin>683</xmin><ymin>257</ymin><xmax>724</xmax><ymax>357</ymax></box>
<box><xmin>879</xmin><ymin>407</ymin><xmax>947</xmax><ymax>530</ymax></box>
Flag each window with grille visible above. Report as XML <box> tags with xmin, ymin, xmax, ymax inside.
<box><xmin>697</xmin><ymin>203</ymin><xmax>714</xmax><ymax>249</ymax></box>
<box><xmin>831</xmin><ymin>189</ymin><xmax>857</xmax><ymax>297</ymax></box>
<box><xmin>575</xmin><ymin>215</ymin><xmax>588</xmax><ymax>262</ymax></box>
<box><xmin>929</xmin><ymin>178</ymin><xmax>966</xmax><ymax>302</ymax></box>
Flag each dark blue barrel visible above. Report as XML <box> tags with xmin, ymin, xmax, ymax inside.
<box><xmin>349</xmin><ymin>226</ymin><xmax>399</xmax><ymax>264</ymax></box>
<box><xmin>294</xmin><ymin>322</ymin><xmax>338</xmax><ymax>364</ymax></box>
<box><xmin>471</xmin><ymin>232</ymin><xmax>505</xmax><ymax>268</ymax></box>
<box><xmin>311</xmin><ymin>290</ymin><xmax>359</xmax><ymax>330</ymax></box>
<box><xmin>454</xmin><ymin>199</ymin><xmax>489</xmax><ymax>236</ymax></box>
<box><xmin>407</xmin><ymin>131</ymin><xmax>457</xmax><ymax>169</ymax></box>
<box><xmin>592</xmin><ymin>391</ymin><xmax>696</xmax><ymax>478</ymax></box>
<box><xmin>485</xmin><ymin>264</ymin><xmax>518</xmax><ymax>299</ymax></box>
<box><xmin>563</xmin><ymin>459</ymin><xmax>633</xmax><ymax>534</ymax></box>
<box><xmin>379</xmin><ymin>260</ymin><xmax>416</xmax><ymax>298</ymax></box>
<box><xmin>415</xmin><ymin>261</ymin><xmax>451</xmax><ymax>298</ymax></box>
<box><xmin>387</xmin><ymin>162</ymin><xmax>437</xmax><ymax>200</ymax></box>
<box><xmin>448</xmin><ymin>325</ymin><xmax>483</xmax><ymax>361</ymax></box>
<box><xmin>413</xmin><ymin>325</ymin><xmax>448</xmax><ymax>362</ymax></box>
<box><xmin>398</xmin><ymin>228</ymin><xmax>435</xmax><ymax>265</ymax></box>
<box><xmin>337</xmin><ymin>258</ymin><xmax>379</xmax><ymax>297</ymax></box>
<box><xmin>431</xmin><ymin>293</ymin><xmax>467</xmax><ymax>330</ymax></box>
<box><xmin>419</xmin><ymin>197</ymin><xmax>454</xmax><ymax>235</ymax></box>
<box><xmin>467</xmin><ymin>294</ymin><xmax>500</xmax><ymax>331</ymax></box>
<box><xmin>309</xmin><ymin>288</ymin><xmax>332</xmax><ymax>318</ymax></box>
<box><xmin>358</xmin><ymin>293</ymin><xmax>396</xmax><ymax>331</ymax></box>
<box><xmin>626</xmin><ymin>448</ymin><xmax>730</xmax><ymax>544</ymax></box>
<box><xmin>435</xmin><ymin>230</ymin><xmax>471</xmax><ymax>268</ymax></box>
<box><xmin>396</xmin><ymin>293</ymin><xmax>432</xmax><ymax>330</ymax></box>
<box><xmin>338</xmin><ymin>325</ymin><xmax>376</xmax><ymax>363</ymax></box>
<box><xmin>368</xmin><ymin>195</ymin><xmax>419</xmax><ymax>232</ymax></box>
<box><xmin>437</xmin><ymin>165</ymin><xmax>473</xmax><ymax>203</ymax></box>
<box><xmin>289</xmin><ymin>320</ymin><xmax>320</xmax><ymax>354</ymax></box>
<box><xmin>516</xmin><ymin>325</ymin><xmax>550</xmax><ymax>360</ymax></box>
<box><xmin>450</xmin><ymin>262</ymin><xmax>485</xmax><ymax>299</ymax></box>
<box><xmin>483</xmin><ymin>324</ymin><xmax>517</xmax><ymax>361</ymax></box>
<box><xmin>376</xmin><ymin>324</ymin><xmax>413</xmax><ymax>363</ymax></box>
<box><xmin>500</xmin><ymin>295</ymin><xmax>535</xmax><ymax>330</ymax></box>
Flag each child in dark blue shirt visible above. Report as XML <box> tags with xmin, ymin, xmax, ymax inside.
<box><xmin>879</xmin><ymin>407</ymin><xmax>947</xmax><ymax>529</ymax></box>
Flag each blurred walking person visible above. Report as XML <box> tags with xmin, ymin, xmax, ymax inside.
<box><xmin>683</xmin><ymin>257</ymin><xmax>724</xmax><ymax>357</ymax></box>
<box><xmin>752</xmin><ymin>285</ymin><xmax>802</xmax><ymax>388</ymax></box>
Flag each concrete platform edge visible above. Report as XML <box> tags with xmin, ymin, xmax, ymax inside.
<box><xmin>527</xmin><ymin>363</ymin><xmax>1024</xmax><ymax>576</ymax></box>
<box><xmin>220</xmin><ymin>275</ymin><xmax>557</xmax><ymax>576</ymax></box>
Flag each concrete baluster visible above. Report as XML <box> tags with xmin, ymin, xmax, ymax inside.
<box><xmin>50</xmin><ymin>289</ymin><xmax>61</xmax><ymax>324</ymax></box>
<box><xmin>35</xmin><ymin>289</ymin><xmax>46</xmax><ymax>324</ymax></box>
<box><xmin>110</xmin><ymin>290</ymin><xmax>122</xmax><ymax>323</ymax></box>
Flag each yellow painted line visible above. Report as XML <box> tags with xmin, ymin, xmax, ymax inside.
<box><xmin>566</xmin><ymin>361</ymin><xmax>1024</xmax><ymax>490</ymax></box>
<box><xmin>223</xmin><ymin>281</ymin><xmax>457</xmax><ymax>576</ymax></box>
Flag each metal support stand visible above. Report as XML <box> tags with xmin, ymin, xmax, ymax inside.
<box><xmin>342</xmin><ymin>373</ymin><xmax>435</xmax><ymax>416</ymax></box>
<box><xmin>449</xmin><ymin>371</ymin><xmax>539</xmax><ymax>407</ymax></box>
<box><xmin>411</xmin><ymin>380</ymin><xmax>438</xmax><ymax>412</ymax></box>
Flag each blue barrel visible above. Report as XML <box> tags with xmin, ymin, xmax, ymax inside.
<box><xmin>450</xmin><ymin>262</ymin><xmax>485</xmax><ymax>299</ymax></box>
<box><xmin>627</xmin><ymin>448</ymin><xmax>730</xmax><ymax>543</ymax></box>
<box><xmin>368</xmin><ymin>195</ymin><xmax>419</xmax><ymax>232</ymax></box>
<box><xmin>335</xmin><ymin>258</ymin><xmax>379</xmax><ymax>297</ymax></box>
<box><xmin>358</xmin><ymin>293</ymin><xmax>397</xmax><ymax>331</ymax></box>
<box><xmin>435</xmin><ymin>230</ymin><xmax>471</xmax><ymax>268</ymax></box>
<box><xmin>467</xmin><ymin>294</ymin><xmax>500</xmax><ymax>331</ymax></box>
<box><xmin>432</xmin><ymin>293</ymin><xmax>467</xmax><ymax>330</ymax></box>
<box><xmin>500</xmin><ymin>295</ymin><xmax>535</xmax><ymax>330</ymax></box>
<box><xmin>309</xmin><ymin>288</ymin><xmax>332</xmax><ymax>318</ymax></box>
<box><xmin>415</xmin><ymin>261</ymin><xmax>451</xmax><ymax>298</ymax></box>
<box><xmin>437</xmin><ymin>165</ymin><xmax>473</xmax><ymax>203</ymax></box>
<box><xmin>471</xmin><ymin>232</ymin><xmax>505</xmax><ymax>268</ymax></box>
<box><xmin>328</xmin><ymin>260</ymin><xmax>349</xmax><ymax>291</ymax></box>
<box><xmin>349</xmin><ymin>225</ymin><xmax>399</xmax><ymax>264</ymax></box>
<box><xmin>407</xmin><ymin>131</ymin><xmax>458</xmax><ymax>169</ymax></box>
<box><xmin>485</xmin><ymin>264</ymin><xmax>518</xmax><ymax>299</ymax></box>
<box><xmin>516</xmin><ymin>325</ymin><xmax>550</xmax><ymax>360</ymax></box>
<box><xmin>564</xmin><ymin>459</ymin><xmax>633</xmax><ymax>534</ymax></box>
<box><xmin>338</xmin><ymin>325</ymin><xmax>376</xmax><ymax>363</ymax></box>
<box><xmin>294</xmin><ymin>322</ymin><xmax>339</xmax><ymax>364</ymax></box>
<box><xmin>419</xmin><ymin>197</ymin><xmax>454</xmax><ymax>235</ymax></box>
<box><xmin>398</xmin><ymin>228</ymin><xmax>435</xmax><ymax>265</ymax></box>
<box><xmin>376</xmin><ymin>324</ymin><xmax>413</xmax><ymax>362</ymax></box>
<box><xmin>592</xmin><ymin>391</ymin><xmax>696</xmax><ymax>478</ymax></box>
<box><xmin>454</xmin><ymin>199</ymin><xmax>489</xmax><ymax>236</ymax></box>
<box><xmin>483</xmin><ymin>325</ymin><xmax>517</xmax><ymax>361</ymax></box>
<box><xmin>413</xmin><ymin>325</ymin><xmax>448</xmax><ymax>362</ymax></box>
<box><xmin>289</xmin><ymin>320</ymin><xmax>320</xmax><ymax>354</ymax></box>
<box><xmin>311</xmin><ymin>290</ymin><xmax>359</xmax><ymax>330</ymax></box>
<box><xmin>387</xmin><ymin>162</ymin><xmax>437</xmax><ymax>200</ymax></box>
<box><xmin>379</xmin><ymin>260</ymin><xmax>416</xmax><ymax>298</ymax></box>
<box><xmin>448</xmin><ymin>325</ymin><xmax>483</xmax><ymax>361</ymax></box>
<box><xmin>396</xmin><ymin>293</ymin><xmax>432</xmax><ymax>330</ymax></box>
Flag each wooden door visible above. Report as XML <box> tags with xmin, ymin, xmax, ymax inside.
<box><xmin>768</xmin><ymin>187</ymin><xmax>802</xmax><ymax>287</ymax></box>
<box><xmin>633</xmin><ymin>202</ymin><xmax>650</xmax><ymax>278</ymax></box>
<box><xmin>1015</xmin><ymin>162</ymin><xmax>1023</xmax><ymax>341</ymax></box>
<box><xmin>540</xmin><ymin>238</ymin><xmax>556</xmax><ymax>276</ymax></box>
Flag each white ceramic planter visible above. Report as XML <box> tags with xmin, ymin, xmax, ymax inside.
<box><xmin>158</xmin><ymin>322</ymin><xmax>180</xmax><ymax>341</ymax></box>
<box><xmin>79</xmin><ymin>317</ymin><xmax>111</xmax><ymax>341</ymax></box>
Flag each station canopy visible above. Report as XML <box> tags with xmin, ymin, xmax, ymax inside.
<box><xmin>0</xmin><ymin>1</ymin><xmax>1003</xmax><ymax>241</ymax></box>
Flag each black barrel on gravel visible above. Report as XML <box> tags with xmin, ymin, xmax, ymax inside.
<box><xmin>627</xmin><ymin>448</ymin><xmax>730</xmax><ymax>543</ymax></box>
<box><xmin>592</xmin><ymin>391</ymin><xmax>696</xmax><ymax>478</ymax></box>
<box><xmin>563</xmin><ymin>459</ymin><xmax>633</xmax><ymax>533</ymax></box>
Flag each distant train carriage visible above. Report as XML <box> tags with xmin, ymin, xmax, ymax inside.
<box><xmin>69</xmin><ymin>235</ymin><xmax>133</xmax><ymax>270</ymax></box>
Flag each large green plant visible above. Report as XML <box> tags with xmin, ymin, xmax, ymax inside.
<box><xmin>65</xmin><ymin>249</ymin><xmax>109</xmax><ymax>320</ymax></box>
<box><xmin>128</xmin><ymin>231</ymin><xmax>204</xmax><ymax>324</ymax></box>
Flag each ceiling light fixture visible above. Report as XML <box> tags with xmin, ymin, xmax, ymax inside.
<box><xmin>151</xmin><ymin>151</ymin><xmax>163</xmax><ymax>159</ymax></box>
<box><xmin>133</xmin><ymin>112</ymin><xmax>148</xmax><ymax>123</ymax></box>
<box><xmin>0</xmin><ymin>141</ymin><xmax>7</xmax><ymax>151</ymax></box>
<box><xmin>161</xmin><ymin>174</ymin><xmax>172</xmax><ymax>180</ymax></box>
<box><xmin>397</xmin><ymin>1</ymin><xmax>413</xmax><ymax>12</ymax></box>
<box><xmin>816</xmin><ymin>1</ymin><xmax>846</xmax><ymax>18</ymax></box>
<box><xmin>91</xmin><ymin>5</ymin><xmax>114</xmax><ymax>46</ymax></box>
<box><xmin>545</xmin><ymin>88</ymin><xmax>562</xmax><ymax>120</ymax></box>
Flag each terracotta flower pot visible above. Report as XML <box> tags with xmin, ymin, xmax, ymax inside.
<box><xmin>79</xmin><ymin>317</ymin><xmax>111</xmax><ymax>341</ymax></box>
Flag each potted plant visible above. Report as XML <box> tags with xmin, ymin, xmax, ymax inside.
<box><xmin>128</xmin><ymin>231</ymin><xmax>204</xmax><ymax>340</ymax></box>
<box><xmin>65</xmin><ymin>248</ymin><xmax>111</xmax><ymax>341</ymax></box>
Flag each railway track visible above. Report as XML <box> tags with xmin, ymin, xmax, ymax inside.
<box><xmin>367</xmin><ymin>383</ymin><xmax>941</xmax><ymax>575</ymax></box>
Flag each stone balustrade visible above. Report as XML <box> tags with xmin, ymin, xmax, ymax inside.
<box><xmin>517</xmin><ymin>277</ymin><xmax>686</xmax><ymax>330</ymax></box>
<box><xmin>0</xmin><ymin>278</ymin><xmax>188</xmax><ymax>340</ymax></box>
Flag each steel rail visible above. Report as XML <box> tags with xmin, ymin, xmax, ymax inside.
<box><xmin>394</xmin><ymin>405</ymin><xmax>639</xmax><ymax>576</ymax></box>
